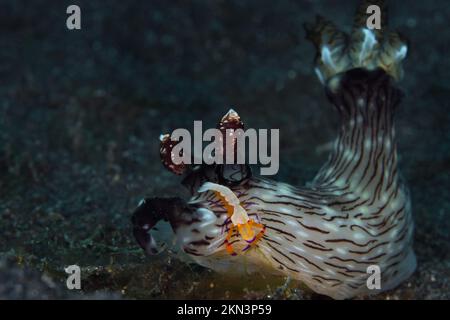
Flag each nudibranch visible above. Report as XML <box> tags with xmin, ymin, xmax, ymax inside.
<box><xmin>132</xmin><ymin>0</ymin><xmax>416</xmax><ymax>299</ymax></box>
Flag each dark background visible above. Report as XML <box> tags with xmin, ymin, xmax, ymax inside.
<box><xmin>0</xmin><ymin>0</ymin><xmax>448</xmax><ymax>299</ymax></box>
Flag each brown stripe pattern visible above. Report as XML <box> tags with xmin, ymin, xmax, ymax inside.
<box><xmin>172</xmin><ymin>68</ymin><xmax>416</xmax><ymax>300</ymax></box>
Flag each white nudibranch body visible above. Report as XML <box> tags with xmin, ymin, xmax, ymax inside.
<box><xmin>172</xmin><ymin>63</ymin><xmax>416</xmax><ymax>299</ymax></box>
<box><xmin>148</xmin><ymin>2</ymin><xmax>416</xmax><ymax>300</ymax></box>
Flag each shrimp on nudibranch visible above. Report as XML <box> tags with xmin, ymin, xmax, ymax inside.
<box><xmin>132</xmin><ymin>0</ymin><xmax>416</xmax><ymax>299</ymax></box>
<box><xmin>198</xmin><ymin>182</ymin><xmax>266</xmax><ymax>256</ymax></box>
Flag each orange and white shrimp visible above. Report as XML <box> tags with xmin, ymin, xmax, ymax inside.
<box><xmin>198</xmin><ymin>182</ymin><xmax>265</xmax><ymax>256</ymax></box>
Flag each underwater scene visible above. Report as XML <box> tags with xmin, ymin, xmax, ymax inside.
<box><xmin>0</xmin><ymin>0</ymin><xmax>449</xmax><ymax>301</ymax></box>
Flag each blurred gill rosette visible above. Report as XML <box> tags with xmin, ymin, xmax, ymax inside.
<box><xmin>305</xmin><ymin>0</ymin><xmax>408</xmax><ymax>84</ymax></box>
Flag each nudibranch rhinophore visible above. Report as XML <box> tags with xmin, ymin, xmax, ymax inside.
<box><xmin>132</xmin><ymin>0</ymin><xmax>416</xmax><ymax>299</ymax></box>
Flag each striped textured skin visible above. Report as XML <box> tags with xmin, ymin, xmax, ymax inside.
<box><xmin>133</xmin><ymin>1</ymin><xmax>416</xmax><ymax>299</ymax></box>
<box><xmin>169</xmin><ymin>69</ymin><xmax>416</xmax><ymax>299</ymax></box>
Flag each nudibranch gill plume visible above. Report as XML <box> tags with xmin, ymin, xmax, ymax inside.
<box><xmin>132</xmin><ymin>1</ymin><xmax>416</xmax><ymax>299</ymax></box>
